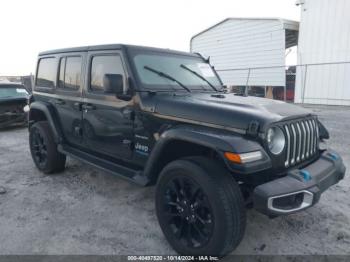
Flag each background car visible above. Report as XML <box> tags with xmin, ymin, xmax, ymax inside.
<box><xmin>0</xmin><ymin>82</ymin><xmax>29</xmax><ymax>129</ymax></box>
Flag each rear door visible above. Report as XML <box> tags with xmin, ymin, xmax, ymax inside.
<box><xmin>82</xmin><ymin>50</ymin><xmax>134</xmax><ymax>160</ymax></box>
<box><xmin>53</xmin><ymin>53</ymin><xmax>85</xmax><ymax>147</ymax></box>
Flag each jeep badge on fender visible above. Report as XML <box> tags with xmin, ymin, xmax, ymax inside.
<box><xmin>28</xmin><ymin>44</ymin><xmax>346</xmax><ymax>257</ymax></box>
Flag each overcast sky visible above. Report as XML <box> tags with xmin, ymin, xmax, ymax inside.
<box><xmin>0</xmin><ymin>0</ymin><xmax>300</xmax><ymax>75</ymax></box>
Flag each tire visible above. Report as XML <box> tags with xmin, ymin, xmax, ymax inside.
<box><xmin>155</xmin><ymin>156</ymin><xmax>246</xmax><ymax>256</ymax></box>
<box><xmin>29</xmin><ymin>121</ymin><xmax>66</xmax><ymax>174</ymax></box>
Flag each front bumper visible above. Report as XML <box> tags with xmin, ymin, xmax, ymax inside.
<box><xmin>0</xmin><ymin>112</ymin><xmax>27</xmax><ymax>128</ymax></box>
<box><xmin>253</xmin><ymin>149</ymin><xmax>346</xmax><ymax>216</ymax></box>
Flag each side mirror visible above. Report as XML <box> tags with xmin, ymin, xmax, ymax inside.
<box><xmin>103</xmin><ymin>74</ymin><xmax>123</xmax><ymax>95</ymax></box>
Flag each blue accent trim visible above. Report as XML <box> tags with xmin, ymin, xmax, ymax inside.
<box><xmin>136</xmin><ymin>150</ymin><xmax>149</xmax><ymax>156</ymax></box>
<box><xmin>300</xmin><ymin>170</ymin><xmax>312</xmax><ymax>182</ymax></box>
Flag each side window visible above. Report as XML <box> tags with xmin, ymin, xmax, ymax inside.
<box><xmin>90</xmin><ymin>55</ymin><xmax>124</xmax><ymax>93</ymax></box>
<box><xmin>36</xmin><ymin>57</ymin><xmax>57</xmax><ymax>88</ymax></box>
<box><xmin>58</xmin><ymin>56</ymin><xmax>82</xmax><ymax>90</ymax></box>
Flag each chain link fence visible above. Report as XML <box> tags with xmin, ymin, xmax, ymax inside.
<box><xmin>216</xmin><ymin>61</ymin><xmax>350</xmax><ymax>105</ymax></box>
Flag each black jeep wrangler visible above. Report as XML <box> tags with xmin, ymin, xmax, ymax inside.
<box><xmin>29</xmin><ymin>44</ymin><xmax>346</xmax><ymax>256</ymax></box>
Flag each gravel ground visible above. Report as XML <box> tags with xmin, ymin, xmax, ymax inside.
<box><xmin>0</xmin><ymin>104</ymin><xmax>349</xmax><ymax>255</ymax></box>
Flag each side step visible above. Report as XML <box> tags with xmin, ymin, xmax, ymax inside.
<box><xmin>58</xmin><ymin>144</ymin><xmax>149</xmax><ymax>186</ymax></box>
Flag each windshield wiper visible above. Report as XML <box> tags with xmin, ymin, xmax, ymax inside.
<box><xmin>180</xmin><ymin>64</ymin><xmax>218</xmax><ymax>92</ymax></box>
<box><xmin>144</xmin><ymin>66</ymin><xmax>191</xmax><ymax>92</ymax></box>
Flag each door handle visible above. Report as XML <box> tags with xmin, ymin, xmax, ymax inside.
<box><xmin>122</xmin><ymin>109</ymin><xmax>134</xmax><ymax>120</ymax></box>
<box><xmin>73</xmin><ymin>102</ymin><xmax>82</xmax><ymax>110</ymax></box>
<box><xmin>82</xmin><ymin>104</ymin><xmax>96</xmax><ymax>111</ymax></box>
<box><xmin>54</xmin><ymin>99</ymin><xmax>65</xmax><ymax>105</ymax></box>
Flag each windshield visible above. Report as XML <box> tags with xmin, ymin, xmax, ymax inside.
<box><xmin>132</xmin><ymin>52</ymin><xmax>222</xmax><ymax>91</ymax></box>
<box><xmin>0</xmin><ymin>86</ymin><xmax>29</xmax><ymax>99</ymax></box>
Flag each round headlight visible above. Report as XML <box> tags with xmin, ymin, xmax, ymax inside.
<box><xmin>267</xmin><ymin>127</ymin><xmax>285</xmax><ymax>155</ymax></box>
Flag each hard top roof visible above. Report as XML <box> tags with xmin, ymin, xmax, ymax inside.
<box><xmin>39</xmin><ymin>44</ymin><xmax>199</xmax><ymax>57</ymax></box>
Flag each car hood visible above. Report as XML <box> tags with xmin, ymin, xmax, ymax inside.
<box><xmin>0</xmin><ymin>97</ymin><xmax>28</xmax><ymax>113</ymax></box>
<box><xmin>146</xmin><ymin>92</ymin><xmax>313</xmax><ymax>133</ymax></box>
<box><xmin>0</xmin><ymin>97</ymin><xmax>28</xmax><ymax>103</ymax></box>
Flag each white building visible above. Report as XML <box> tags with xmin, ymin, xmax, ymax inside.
<box><xmin>190</xmin><ymin>18</ymin><xmax>299</xmax><ymax>89</ymax></box>
<box><xmin>294</xmin><ymin>0</ymin><xmax>350</xmax><ymax>105</ymax></box>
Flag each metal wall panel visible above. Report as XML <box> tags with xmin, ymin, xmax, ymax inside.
<box><xmin>295</xmin><ymin>0</ymin><xmax>350</xmax><ymax>105</ymax></box>
<box><xmin>191</xmin><ymin>19</ymin><xmax>288</xmax><ymax>87</ymax></box>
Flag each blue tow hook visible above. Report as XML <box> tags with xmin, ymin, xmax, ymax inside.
<box><xmin>328</xmin><ymin>152</ymin><xmax>339</xmax><ymax>160</ymax></box>
<box><xmin>300</xmin><ymin>170</ymin><xmax>312</xmax><ymax>182</ymax></box>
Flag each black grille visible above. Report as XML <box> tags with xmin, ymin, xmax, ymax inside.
<box><xmin>283</xmin><ymin>118</ymin><xmax>319</xmax><ymax>167</ymax></box>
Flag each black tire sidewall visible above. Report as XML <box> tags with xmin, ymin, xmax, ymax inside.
<box><xmin>29</xmin><ymin>121</ymin><xmax>65</xmax><ymax>173</ymax></box>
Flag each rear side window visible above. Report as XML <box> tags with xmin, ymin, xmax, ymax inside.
<box><xmin>36</xmin><ymin>57</ymin><xmax>57</xmax><ymax>88</ymax></box>
<box><xmin>58</xmin><ymin>56</ymin><xmax>82</xmax><ymax>90</ymax></box>
<box><xmin>90</xmin><ymin>55</ymin><xmax>124</xmax><ymax>93</ymax></box>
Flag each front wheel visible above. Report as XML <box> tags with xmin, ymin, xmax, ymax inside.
<box><xmin>155</xmin><ymin>157</ymin><xmax>246</xmax><ymax>256</ymax></box>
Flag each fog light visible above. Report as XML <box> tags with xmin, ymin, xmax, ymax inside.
<box><xmin>267</xmin><ymin>190</ymin><xmax>313</xmax><ymax>213</ymax></box>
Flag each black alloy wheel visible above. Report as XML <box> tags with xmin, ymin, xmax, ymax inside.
<box><xmin>31</xmin><ymin>127</ymin><xmax>48</xmax><ymax>169</ymax></box>
<box><xmin>162</xmin><ymin>176</ymin><xmax>214</xmax><ymax>248</ymax></box>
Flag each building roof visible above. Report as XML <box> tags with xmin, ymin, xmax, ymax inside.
<box><xmin>191</xmin><ymin>17</ymin><xmax>299</xmax><ymax>49</ymax></box>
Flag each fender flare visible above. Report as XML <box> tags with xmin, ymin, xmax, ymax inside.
<box><xmin>29</xmin><ymin>101</ymin><xmax>63</xmax><ymax>143</ymax></box>
<box><xmin>143</xmin><ymin>125</ymin><xmax>268</xmax><ymax>184</ymax></box>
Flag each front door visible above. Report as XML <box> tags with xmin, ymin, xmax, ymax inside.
<box><xmin>82</xmin><ymin>51</ymin><xmax>134</xmax><ymax>160</ymax></box>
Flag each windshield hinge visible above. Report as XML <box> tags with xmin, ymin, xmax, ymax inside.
<box><xmin>247</xmin><ymin>121</ymin><xmax>260</xmax><ymax>137</ymax></box>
